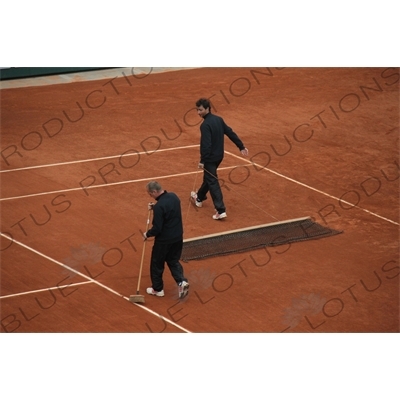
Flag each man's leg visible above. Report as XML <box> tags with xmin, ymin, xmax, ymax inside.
<box><xmin>165</xmin><ymin>241</ymin><xmax>187</xmax><ymax>283</ymax></box>
<box><xmin>203</xmin><ymin>161</ymin><xmax>225</xmax><ymax>214</ymax></box>
<box><xmin>149</xmin><ymin>242</ymin><xmax>167</xmax><ymax>291</ymax></box>
<box><xmin>196</xmin><ymin>170</ymin><xmax>209</xmax><ymax>202</ymax></box>
<box><xmin>166</xmin><ymin>240</ymin><xmax>189</xmax><ymax>298</ymax></box>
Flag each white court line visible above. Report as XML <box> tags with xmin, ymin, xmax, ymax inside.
<box><xmin>2</xmin><ymin>143</ymin><xmax>397</xmax><ymax>226</ymax></box>
<box><xmin>0</xmin><ymin>165</ymin><xmax>247</xmax><ymax>202</ymax></box>
<box><xmin>0</xmin><ymin>281</ymin><xmax>92</xmax><ymax>299</ymax></box>
<box><xmin>225</xmin><ymin>151</ymin><xmax>400</xmax><ymax>226</ymax></box>
<box><xmin>0</xmin><ymin>233</ymin><xmax>192</xmax><ymax>333</ymax></box>
<box><xmin>0</xmin><ymin>144</ymin><xmax>200</xmax><ymax>173</ymax></box>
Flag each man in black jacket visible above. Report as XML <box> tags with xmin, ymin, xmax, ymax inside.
<box><xmin>192</xmin><ymin>98</ymin><xmax>249</xmax><ymax>220</ymax></box>
<box><xmin>144</xmin><ymin>181</ymin><xmax>189</xmax><ymax>298</ymax></box>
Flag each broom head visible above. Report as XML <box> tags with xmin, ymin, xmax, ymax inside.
<box><xmin>129</xmin><ymin>294</ymin><xmax>145</xmax><ymax>304</ymax></box>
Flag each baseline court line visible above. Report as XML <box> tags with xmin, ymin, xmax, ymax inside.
<box><xmin>0</xmin><ymin>145</ymin><xmax>200</xmax><ymax>173</ymax></box>
<box><xmin>0</xmin><ymin>233</ymin><xmax>192</xmax><ymax>333</ymax></box>
<box><xmin>225</xmin><ymin>151</ymin><xmax>400</xmax><ymax>226</ymax></box>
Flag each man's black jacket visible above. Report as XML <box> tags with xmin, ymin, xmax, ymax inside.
<box><xmin>200</xmin><ymin>113</ymin><xmax>245</xmax><ymax>163</ymax></box>
<box><xmin>146</xmin><ymin>191</ymin><xmax>183</xmax><ymax>244</ymax></box>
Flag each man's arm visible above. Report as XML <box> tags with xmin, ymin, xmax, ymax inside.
<box><xmin>223</xmin><ymin>120</ymin><xmax>248</xmax><ymax>155</ymax></box>
<box><xmin>200</xmin><ymin>124</ymin><xmax>213</xmax><ymax>163</ymax></box>
<box><xmin>145</xmin><ymin>205</ymin><xmax>164</xmax><ymax>238</ymax></box>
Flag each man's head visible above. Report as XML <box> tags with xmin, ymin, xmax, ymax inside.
<box><xmin>146</xmin><ymin>181</ymin><xmax>163</xmax><ymax>199</ymax></box>
<box><xmin>196</xmin><ymin>98</ymin><xmax>211</xmax><ymax>118</ymax></box>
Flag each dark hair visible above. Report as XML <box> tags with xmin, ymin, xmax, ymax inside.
<box><xmin>196</xmin><ymin>98</ymin><xmax>211</xmax><ymax>111</ymax></box>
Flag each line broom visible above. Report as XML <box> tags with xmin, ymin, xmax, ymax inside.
<box><xmin>129</xmin><ymin>208</ymin><xmax>152</xmax><ymax>304</ymax></box>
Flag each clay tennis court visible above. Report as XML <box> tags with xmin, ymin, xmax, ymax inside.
<box><xmin>1</xmin><ymin>67</ymin><xmax>399</xmax><ymax>333</ymax></box>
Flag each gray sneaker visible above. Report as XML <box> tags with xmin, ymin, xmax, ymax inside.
<box><xmin>191</xmin><ymin>192</ymin><xmax>202</xmax><ymax>208</ymax></box>
<box><xmin>146</xmin><ymin>287</ymin><xmax>165</xmax><ymax>297</ymax></box>
<box><xmin>178</xmin><ymin>281</ymin><xmax>190</xmax><ymax>299</ymax></box>
<box><xmin>213</xmin><ymin>212</ymin><xmax>227</xmax><ymax>220</ymax></box>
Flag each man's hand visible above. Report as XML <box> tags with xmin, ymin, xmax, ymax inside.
<box><xmin>143</xmin><ymin>232</ymin><xmax>148</xmax><ymax>241</ymax></box>
<box><xmin>148</xmin><ymin>202</ymin><xmax>155</xmax><ymax>210</ymax></box>
<box><xmin>240</xmin><ymin>148</ymin><xmax>249</xmax><ymax>156</ymax></box>
<box><xmin>198</xmin><ymin>162</ymin><xmax>204</xmax><ymax>169</ymax></box>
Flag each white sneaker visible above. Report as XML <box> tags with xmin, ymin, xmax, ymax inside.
<box><xmin>178</xmin><ymin>281</ymin><xmax>190</xmax><ymax>299</ymax></box>
<box><xmin>146</xmin><ymin>287</ymin><xmax>165</xmax><ymax>297</ymax></box>
<box><xmin>213</xmin><ymin>212</ymin><xmax>227</xmax><ymax>220</ymax></box>
<box><xmin>191</xmin><ymin>191</ymin><xmax>202</xmax><ymax>208</ymax></box>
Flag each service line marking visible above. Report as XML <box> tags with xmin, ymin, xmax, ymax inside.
<box><xmin>0</xmin><ymin>164</ymin><xmax>248</xmax><ymax>202</ymax></box>
<box><xmin>0</xmin><ymin>281</ymin><xmax>93</xmax><ymax>299</ymax></box>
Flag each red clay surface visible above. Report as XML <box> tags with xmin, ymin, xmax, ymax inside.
<box><xmin>1</xmin><ymin>67</ymin><xmax>399</xmax><ymax>332</ymax></box>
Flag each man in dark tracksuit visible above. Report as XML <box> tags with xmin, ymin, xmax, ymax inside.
<box><xmin>192</xmin><ymin>98</ymin><xmax>249</xmax><ymax>220</ymax></box>
<box><xmin>144</xmin><ymin>181</ymin><xmax>189</xmax><ymax>299</ymax></box>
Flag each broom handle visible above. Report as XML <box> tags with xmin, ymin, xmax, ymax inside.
<box><xmin>136</xmin><ymin>208</ymin><xmax>151</xmax><ymax>294</ymax></box>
